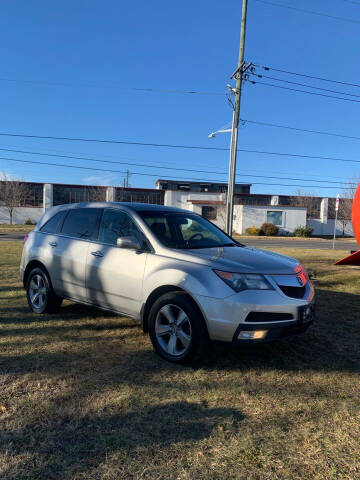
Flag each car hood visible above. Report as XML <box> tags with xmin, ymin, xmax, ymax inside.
<box><xmin>183</xmin><ymin>245</ymin><xmax>299</xmax><ymax>274</ymax></box>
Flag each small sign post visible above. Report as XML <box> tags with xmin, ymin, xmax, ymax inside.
<box><xmin>332</xmin><ymin>194</ymin><xmax>340</xmax><ymax>249</ymax></box>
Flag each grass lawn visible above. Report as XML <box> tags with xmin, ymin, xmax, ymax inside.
<box><xmin>1</xmin><ymin>241</ymin><xmax>360</xmax><ymax>479</ymax></box>
<box><xmin>0</xmin><ymin>224</ymin><xmax>34</xmax><ymax>233</ymax></box>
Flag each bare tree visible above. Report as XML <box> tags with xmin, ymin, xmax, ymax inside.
<box><xmin>0</xmin><ymin>172</ymin><xmax>27</xmax><ymax>224</ymax></box>
<box><xmin>290</xmin><ymin>189</ymin><xmax>321</xmax><ymax>219</ymax></box>
<box><xmin>337</xmin><ymin>178</ymin><xmax>359</xmax><ymax>236</ymax></box>
<box><xmin>87</xmin><ymin>185</ymin><xmax>106</xmax><ymax>202</ymax></box>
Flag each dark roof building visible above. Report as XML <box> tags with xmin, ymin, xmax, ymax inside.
<box><xmin>156</xmin><ymin>179</ymin><xmax>251</xmax><ymax>194</ymax></box>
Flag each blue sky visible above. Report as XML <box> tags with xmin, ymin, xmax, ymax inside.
<box><xmin>1</xmin><ymin>0</ymin><xmax>360</xmax><ymax>197</ymax></box>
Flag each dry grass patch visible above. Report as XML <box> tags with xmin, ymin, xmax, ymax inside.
<box><xmin>0</xmin><ymin>241</ymin><xmax>360</xmax><ymax>479</ymax></box>
<box><xmin>0</xmin><ymin>224</ymin><xmax>34</xmax><ymax>233</ymax></box>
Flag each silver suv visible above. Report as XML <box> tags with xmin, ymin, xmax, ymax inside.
<box><xmin>20</xmin><ymin>202</ymin><xmax>315</xmax><ymax>363</ymax></box>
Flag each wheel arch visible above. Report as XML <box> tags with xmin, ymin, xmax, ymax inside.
<box><xmin>141</xmin><ymin>285</ymin><xmax>208</xmax><ymax>336</ymax></box>
<box><xmin>23</xmin><ymin>260</ymin><xmax>51</xmax><ymax>288</ymax></box>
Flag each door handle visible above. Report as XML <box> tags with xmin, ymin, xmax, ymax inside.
<box><xmin>49</xmin><ymin>241</ymin><xmax>57</xmax><ymax>247</ymax></box>
<box><xmin>91</xmin><ymin>251</ymin><xmax>104</xmax><ymax>257</ymax></box>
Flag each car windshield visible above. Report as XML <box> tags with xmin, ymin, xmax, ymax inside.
<box><xmin>139</xmin><ymin>211</ymin><xmax>237</xmax><ymax>249</ymax></box>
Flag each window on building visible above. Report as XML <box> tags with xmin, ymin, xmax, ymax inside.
<box><xmin>177</xmin><ymin>184</ymin><xmax>190</xmax><ymax>191</ymax></box>
<box><xmin>266</xmin><ymin>210</ymin><xmax>283</xmax><ymax>226</ymax></box>
<box><xmin>60</xmin><ymin>208</ymin><xmax>101</xmax><ymax>239</ymax></box>
<box><xmin>201</xmin><ymin>206</ymin><xmax>217</xmax><ymax>220</ymax></box>
<box><xmin>200</xmin><ymin>184</ymin><xmax>210</xmax><ymax>192</ymax></box>
<box><xmin>115</xmin><ymin>189</ymin><xmax>164</xmax><ymax>205</ymax></box>
<box><xmin>53</xmin><ymin>185</ymin><xmax>106</xmax><ymax>206</ymax></box>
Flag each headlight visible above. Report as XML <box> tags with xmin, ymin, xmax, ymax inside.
<box><xmin>214</xmin><ymin>270</ymin><xmax>274</xmax><ymax>292</ymax></box>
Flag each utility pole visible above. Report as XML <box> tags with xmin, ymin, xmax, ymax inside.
<box><xmin>332</xmin><ymin>193</ymin><xmax>340</xmax><ymax>249</ymax></box>
<box><xmin>225</xmin><ymin>0</ymin><xmax>248</xmax><ymax>235</ymax></box>
<box><xmin>123</xmin><ymin>170</ymin><xmax>130</xmax><ymax>188</ymax></box>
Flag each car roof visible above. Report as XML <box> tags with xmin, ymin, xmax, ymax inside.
<box><xmin>56</xmin><ymin>202</ymin><xmax>189</xmax><ymax>214</ymax></box>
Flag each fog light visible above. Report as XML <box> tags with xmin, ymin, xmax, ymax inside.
<box><xmin>238</xmin><ymin>330</ymin><xmax>268</xmax><ymax>340</ymax></box>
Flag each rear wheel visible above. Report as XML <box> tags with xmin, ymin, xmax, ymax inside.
<box><xmin>148</xmin><ymin>292</ymin><xmax>208</xmax><ymax>364</ymax></box>
<box><xmin>26</xmin><ymin>267</ymin><xmax>62</xmax><ymax>314</ymax></box>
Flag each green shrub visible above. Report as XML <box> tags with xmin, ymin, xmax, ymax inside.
<box><xmin>293</xmin><ymin>226</ymin><xmax>313</xmax><ymax>237</ymax></box>
<box><xmin>24</xmin><ymin>218</ymin><xmax>35</xmax><ymax>225</ymax></box>
<box><xmin>245</xmin><ymin>226</ymin><xmax>263</xmax><ymax>236</ymax></box>
<box><xmin>260</xmin><ymin>223</ymin><xmax>279</xmax><ymax>236</ymax></box>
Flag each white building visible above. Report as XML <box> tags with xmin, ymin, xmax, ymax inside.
<box><xmin>0</xmin><ymin>179</ymin><xmax>354</xmax><ymax>237</ymax></box>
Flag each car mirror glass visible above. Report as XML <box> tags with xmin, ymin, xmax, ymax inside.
<box><xmin>116</xmin><ymin>236</ymin><xmax>141</xmax><ymax>250</ymax></box>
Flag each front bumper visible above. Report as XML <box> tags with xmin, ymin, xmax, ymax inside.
<box><xmin>194</xmin><ymin>287</ymin><xmax>315</xmax><ymax>343</ymax></box>
<box><xmin>233</xmin><ymin>304</ymin><xmax>315</xmax><ymax>344</ymax></box>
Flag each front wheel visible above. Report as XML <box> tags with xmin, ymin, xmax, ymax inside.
<box><xmin>26</xmin><ymin>267</ymin><xmax>62</xmax><ymax>314</ymax></box>
<box><xmin>148</xmin><ymin>292</ymin><xmax>208</xmax><ymax>364</ymax></box>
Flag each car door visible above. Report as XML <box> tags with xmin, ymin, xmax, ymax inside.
<box><xmin>51</xmin><ymin>207</ymin><xmax>102</xmax><ymax>301</ymax></box>
<box><xmin>36</xmin><ymin>209</ymin><xmax>68</xmax><ymax>292</ymax></box>
<box><xmin>85</xmin><ymin>208</ymin><xmax>148</xmax><ymax>317</ymax></box>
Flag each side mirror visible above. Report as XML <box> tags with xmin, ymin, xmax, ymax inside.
<box><xmin>116</xmin><ymin>236</ymin><xmax>141</xmax><ymax>250</ymax></box>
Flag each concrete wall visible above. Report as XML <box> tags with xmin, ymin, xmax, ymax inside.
<box><xmin>308</xmin><ymin>218</ymin><xmax>354</xmax><ymax>237</ymax></box>
<box><xmin>164</xmin><ymin>190</ymin><xmax>226</xmax><ymax>228</ymax></box>
<box><xmin>165</xmin><ymin>192</ymin><xmax>311</xmax><ymax>235</ymax></box>
<box><xmin>164</xmin><ymin>190</ymin><xmax>224</xmax><ymax>209</ymax></box>
<box><xmin>0</xmin><ymin>207</ymin><xmax>43</xmax><ymax>225</ymax></box>
<box><xmin>238</xmin><ymin>205</ymin><xmax>307</xmax><ymax>235</ymax></box>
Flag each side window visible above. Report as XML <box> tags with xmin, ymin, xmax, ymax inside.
<box><xmin>201</xmin><ymin>206</ymin><xmax>217</xmax><ymax>221</ymax></box>
<box><xmin>143</xmin><ymin>216</ymin><xmax>173</xmax><ymax>246</ymax></box>
<box><xmin>40</xmin><ymin>210</ymin><xmax>67</xmax><ymax>234</ymax></box>
<box><xmin>99</xmin><ymin>209</ymin><xmax>145</xmax><ymax>246</ymax></box>
<box><xmin>60</xmin><ymin>208</ymin><xmax>101</xmax><ymax>240</ymax></box>
<box><xmin>266</xmin><ymin>210</ymin><xmax>283</xmax><ymax>226</ymax></box>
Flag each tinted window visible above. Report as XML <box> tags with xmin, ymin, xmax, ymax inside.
<box><xmin>99</xmin><ymin>209</ymin><xmax>145</xmax><ymax>246</ymax></box>
<box><xmin>60</xmin><ymin>208</ymin><xmax>101</xmax><ymax>239</ymax></box>
<box><xmin>140</xmin><ymin>212</ymin><xmax>235</xmax><ymax>249</ymax></box>
<box><xmin>40</xmin><ymin>210</ymin><xmax>67</xmax><ymax>234</ymax></box>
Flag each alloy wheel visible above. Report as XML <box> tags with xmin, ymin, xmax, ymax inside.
<box><xmin>29</xmin><ymin>274</ymin><xmax>47</xmax><ymax>310</ymax></box>
<box><xmin>155</xmin><ymin>304</ymin><xmax>192</xmax><ymax>357</ymax></box>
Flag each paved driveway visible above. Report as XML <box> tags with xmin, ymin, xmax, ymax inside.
<box><xmin>239</xmin><ymin>237</ymin><xmax>359</xmax><ymax>251</ymax></box>
<box><xmin>0</xmin><ymin>232</ymin><xmax>28</xmax><ymax>241</ymax></box>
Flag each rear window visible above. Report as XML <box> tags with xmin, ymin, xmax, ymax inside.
<box><xmin>40</xmin><ymin>210</ymin><xmax>67</xmax><ymax>234</ymax></box>
<box><xmin>60</xmin><ymin>208</ymin><xmax>101</xmax><ymax>240</ymax></box>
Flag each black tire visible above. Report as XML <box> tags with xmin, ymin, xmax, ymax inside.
<box><xmin>26</xmin><ymin>267</ymin><xmax>63</xmax><ymax>314</ymax></box>
<box><xmin>148</xmin><ymin>292</ymin><xmax>209</xmax><ymax>364</ymax></box>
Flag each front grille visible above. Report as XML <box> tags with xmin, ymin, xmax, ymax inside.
<box><xmin>245</xmin><ymin>312</ymin><xmax>294</xmax><ymax>322</ymax></box>
<box><xmin>279</xmin><ymin>285</ymin><xmax>306</xmax><ymax>299</ymax></box>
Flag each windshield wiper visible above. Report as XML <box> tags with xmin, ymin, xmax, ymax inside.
<box><xmin>217</xmin><ymin>242</ymin><xmax>237</xmax><ymax>247</ymax></box>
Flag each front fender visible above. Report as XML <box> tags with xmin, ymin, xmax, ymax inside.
<box><xmin>142</xmin><ymin>254</ymin><xmax>231</xmax><ymax>303</ymax></box>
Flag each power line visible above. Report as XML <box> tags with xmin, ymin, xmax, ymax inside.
<box><xmin>254</xmin><ymin>63</ymin><xmax>360</xmax><ymax>89</ymax></box>
<box><xmin>0</xmin><ymin>131</ymin><xmax>360</xmax><ymax>165</ymax></box>
<box><xmin>241</xmin><ymin>118</ymin><xmax>360</xmax><ymax>142</ymax></box>
<box><xmin>339</xmin><ymin>0</ymin><xmax>360</xmax><ymax>6</ymax></box>
<box><xmin>0</xmin><ymin>132</ymin><xmax>230</xmax><ymax>150</ymax></box>
<box><xmin>0</xmin><ymin>133</ymin><xmax>360</xmax><ymax>166</ymax></box>
<box><xmin>0</xmin><ymin>155</ymin><xmax>352</xmax><ymax>189</ymax></box>
<box><xmin>0</xmin><ymin>76</ymin><xmax>224</xmax><ymax>96</ymax></box>
<box><xmin>249</xmin><ymin>79</ymin><xmax>360</xmax><ymax>104</ymax></box>
<box><xmin>0</xmin><ymin>139</ymin><xmax>347</xmax><ymax>180</ymax></box>
<box><xmin>0</xmin><ymin>146</ymin><xmax>350</xmax><ymax>185</ymax></box>
<box><xmin>250</xmin><ymin>72</ymin><xmax>360</xmax><ymax>98</ymax></box>
<box><xmin>254</xmin><ymin>0</ymin><xmax>360</xmax><ymax>24</ymax></box>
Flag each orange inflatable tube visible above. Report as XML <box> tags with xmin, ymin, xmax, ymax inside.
<box><xmin>335</xmin><ymin>183</ymin><xmax>360</xmax><ymax>265</ymax></box>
